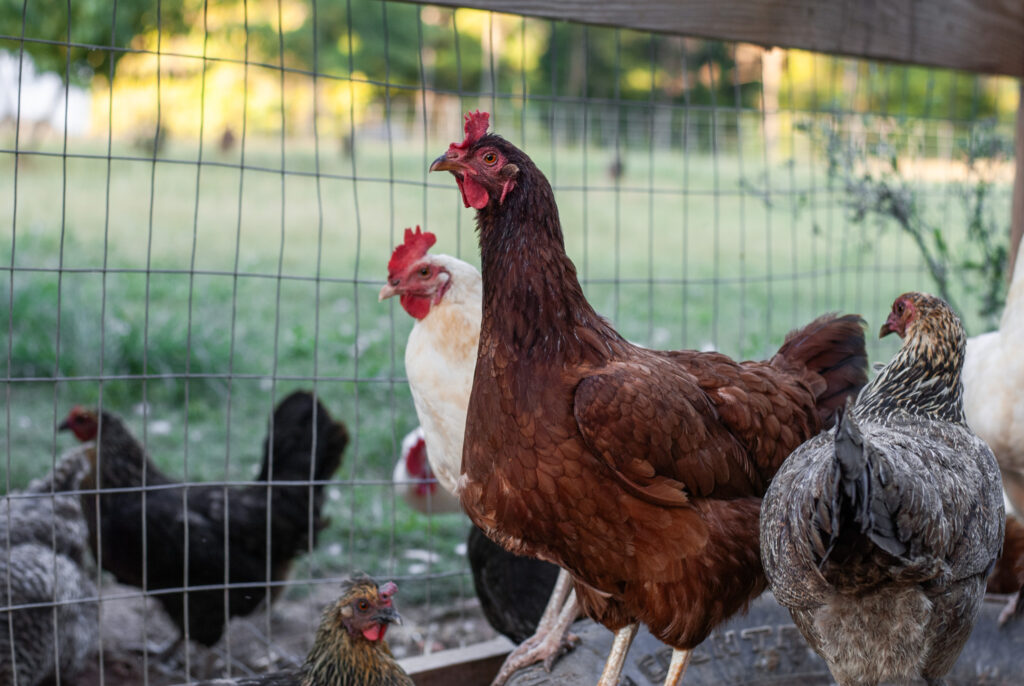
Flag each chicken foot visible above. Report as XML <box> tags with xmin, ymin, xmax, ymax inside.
<box><xmin>597</xmin><ymin>623</ymin><xmax>639</xmax><ymax>686</ymax></box>
<box><xmin>490</xmin><ymin>568</ymin><xmax>580</xmax><ymax>685</ymax></box>
<box><xmin>998</xmin><ymin>590</ymin><xmax>1022</xmax><ymax>625</ymax></box>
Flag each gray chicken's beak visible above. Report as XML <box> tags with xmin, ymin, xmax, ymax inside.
<box><xmin>429</xmin><ymin>154</ymin><xmax>458</xmax><ymax>173</ymax></box>
<box><xmin>378</xmin><ymin>283</ymin><xmax>399</xmax><ymax>302</ymax></box>
<box><xmin>374</xmin><ymin>605</ymin><xmax>402</xmax><ymax>626</ymax></box>
<box><xmin>57</xmin><ymin>419</ymin><xmax>71</xmax><ymax>432</ymax></box>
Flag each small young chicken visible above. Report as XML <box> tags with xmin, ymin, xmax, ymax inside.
<box><xmin>761</xmin><ymin>292</ymin><xmax>1005</xmax><ymax>686</ymax></box>
<box><xmin>188</xmin><ymin>577</ymin><xmax>412</xmax><ymax>686</ymax></box>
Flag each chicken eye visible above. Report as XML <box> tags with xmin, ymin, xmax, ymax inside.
<box><xmin>357</xmin><ymin>600</ymin><xmax>369</xmax><ymax>611</ymax></box>
<box><xmin>419</xmin><ymin>267</ymin><xmax>430</xmax><ymax>277</ymax></box>
<box><xmin>482</xmin><ymin>151</ymin><xmax>498</xmax><ymax>165</ymax></box>
<box><xmin>896</xmin><ymin>302</ymin><xmax>905</xmax><ymax>314</ymax></box>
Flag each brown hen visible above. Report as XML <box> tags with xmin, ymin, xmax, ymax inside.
<box><xmin>430</xmin><ymin>111</ymin><xmax>868</xmax><ymax>685</ymax></box>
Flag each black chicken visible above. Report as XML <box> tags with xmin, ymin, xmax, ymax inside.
<box><xmin>761</xmin><ymin>292</ymin><xmax>1004</xmax><ymax>686</ymax></box>
<box><xmin>466</xmin><ymin>525</ymin><xmax>561</xmax><ymax>645</ymax></box>
<box><xmin>58</xmin><ymin>390</ymin><xmax>348</xmax><ymax>655</ymax></box>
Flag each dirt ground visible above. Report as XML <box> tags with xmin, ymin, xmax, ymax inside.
<box><xmin>74</xmin><ymin>579</ymin><xmax>499</xmax><ymax>686</ymax></box>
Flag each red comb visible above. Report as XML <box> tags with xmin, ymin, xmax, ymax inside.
<box><xmin>452</xmin><ymin>110</ymin><xmax>490</xmax><ymax>150</ymax></box>
<box><xmin>387</xmin><ymin>226</ymin><xmax>436</xmax><ymax>277</ymax></box>
<box><xmin>379</xmin><ymin>581</ymin><xmax>398</xmax><ymax>601</ymax></box>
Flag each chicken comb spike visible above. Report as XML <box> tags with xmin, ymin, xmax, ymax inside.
<box><xmin>452</xmin><ymin>110</ymin><xmax>490</xmax><ymax>150</ymax></box>
<box><xmin>387</xmin><ymin>226</ymin><xmax>436</xmax><ymax>277</ymax></box>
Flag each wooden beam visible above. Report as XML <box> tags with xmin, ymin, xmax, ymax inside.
<box><xmin>420</xmin><ymin>0</ymin><xmax>1024</xmax><ymax>78</ymax></box>
<box><xmin>399</xmin><ymin>636</ymin><xmax>514</xmax><ymax>686</ymax></box>
<box><xmin>1010</xmin><ymin>82</ymin><xmax>1024</xmax><ymax>282</ymax></box>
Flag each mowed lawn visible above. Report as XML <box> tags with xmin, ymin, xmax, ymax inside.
<box><xmin>0</xmin><ymin>116</ymin><xmax>1005</xmax><ymax>605</ymax></box>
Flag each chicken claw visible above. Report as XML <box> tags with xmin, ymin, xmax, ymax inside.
<box><xmin>998</xmin><ymin>591</ymin><xmax>1022</xmax><ymax>626</ymax></box>
<box><xmin>490</xmin><ymin>571</ymin><xmax>579</xmax><ymax>685</ymax></box>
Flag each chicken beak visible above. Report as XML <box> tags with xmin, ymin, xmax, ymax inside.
<box><xmin>57</xmin><ymin>418</ymin><xmax>71</xmax><ymax>432</ymax></box>
<box><xmin>374</xmin><ymin>606</ymin><xmax>402</xmax><ymax>626</ymax></box>
<box><xmin>378</xmin><ymin>283</ymin><xmax>399</xmax><ymax>302</ymax></box>
<box><xmin>429</xmin><ymin>154</ymin><xmax>458</xmax><ymax>173</ymax></box>
<box><xmin>879</xmin><ymin>312</ymin><xmax>900</xmax><ymax>339</ymax></box>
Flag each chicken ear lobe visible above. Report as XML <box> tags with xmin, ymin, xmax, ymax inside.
<box><xmin>498</xmin><ymin>163</ymin><xmax>519</xmax><ymax>205</ymax></box>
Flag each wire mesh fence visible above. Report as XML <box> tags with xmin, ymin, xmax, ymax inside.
<box><xmin>0</xmin><ymin>1</ymin><xmax>1019</xmax><ymax>684</ymax></box>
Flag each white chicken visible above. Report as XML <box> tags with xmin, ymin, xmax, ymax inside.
<box><xmin>392</xmin><ymin>426</ymin><xmax>462</xmax><ymax>515</ymax></box>
<box><xmin>378</xmin><ymin>226</ymin><xmax>482</xmax><ymax>495</ymax></box>
<box><xmin>963</xmin><ymin>244</ymin><xmax>1024</xmax><ymax>516</ymax></box>
<box><xmin>379</xmin><ymin>227</ymin><xmax>576</xmax><ymax>684</ymax></box>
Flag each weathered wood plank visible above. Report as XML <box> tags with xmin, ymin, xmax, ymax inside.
<box><xmin>418</xmin><ymin>0</ymin><xmax>1024</xmax><ymax>77</ymax></box>
<box><xmin>399</xmin><ymin>636</ymin><xmax>514</xmax><ymax>686</ymax></box>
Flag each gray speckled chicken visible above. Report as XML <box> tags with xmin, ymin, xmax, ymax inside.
<box><xmin>0</xmin><ymin>445</ymin><xmax>97</xmax><ymax>686</ymax></box>
<box><xmin>761</xmin><ymin>292</ymin><xmax>1004</xmax><ymax>686</ymax></box>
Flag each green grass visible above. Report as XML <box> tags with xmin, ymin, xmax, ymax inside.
<box><xmin>0</xmin><ymin>121</ymin><xmax>1012</xmax><ymax>608</ymax></box>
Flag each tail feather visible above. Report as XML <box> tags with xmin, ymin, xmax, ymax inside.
<box><xmin>825</xmin><ymin>409</ymin><xmax>906</xmax><ymax>562</ymax></box>
<box><xmin>259</xmin><ymin>390</ymin><xmax>349</xmax><ymax>483</ymax></box>
<box><xmin>773</xmin><ymin>313</ymin><xmax>868</xmax><ymax>427</ymax></box>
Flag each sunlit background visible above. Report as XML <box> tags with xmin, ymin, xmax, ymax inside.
<box><xmin>0</xmin><ymin>0</ymin><xmax>1019</xmax><ymax>682</ymax></box>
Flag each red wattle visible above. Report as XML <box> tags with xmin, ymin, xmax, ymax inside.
<box><xmin>458</xmin><ymin>176</ymin><xmax>490</xmax><ymax>210</ymax></box>
<box><xmin>362</xmin><ymin>623</ymin><xmax>383</xmax><ymax>641</ymax></box>
<box><xmin>400</xmin><ymin>294</ymin><xmax>431</xmax><ymax>320</ymax></box>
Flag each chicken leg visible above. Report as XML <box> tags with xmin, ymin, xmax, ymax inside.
<box><xmin>664</xmin><ymin>648</ymin><xmax>692</xmax><ymax>686</ymax></box>
<box><xmin>597</xmin><ymin>623</ymin><xmax>639</xmax><ymax>686</ymax></box>
<box><xmin>490</xmin><ymin>569</ymin><xmax>579</xmax><ymax>685</ymax></box>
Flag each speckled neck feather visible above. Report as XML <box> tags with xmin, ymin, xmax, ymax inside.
<box><xmin>855</xmin><ymin>297</ymin><xmax>967</xmax><ymax>425</ymax></box>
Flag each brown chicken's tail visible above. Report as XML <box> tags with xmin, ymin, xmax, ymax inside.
<box><xmin>771</xmin><ymin>313</ymin><xmax>868</xmax><ymax>427</ymax></box>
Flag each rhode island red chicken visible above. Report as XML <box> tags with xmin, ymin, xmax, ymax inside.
<box><xmin>761</xmin><ymin>292</ymin><xmax>1004</xmax><ymax>686</ymax></box>
<box><xmin>430</xmin><ymin>111</ymin><xmax>868</xmax><ymax>685</ymax></box>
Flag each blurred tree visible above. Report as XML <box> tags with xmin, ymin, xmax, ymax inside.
<box><xmin>0</xmin><ymin>0</ymin><xmax>186</xmax><ymax>83</ymax></box>
<box><xmin>802</xmin><ymin>115</ymin><xmax>1011</xmax><ymax>329</ymax></box>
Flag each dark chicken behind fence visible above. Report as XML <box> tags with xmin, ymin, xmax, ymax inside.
<box><xmin>430</xmin><ymin>110</ymin><xmax>869</xmax><ymax>682</ymax></box>
<box><xmin>58</xmin><ymin>390</ymin><xmax>348</xmax><ymax>650</ymax></box>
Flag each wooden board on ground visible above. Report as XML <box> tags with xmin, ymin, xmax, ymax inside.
<box><xmin>505</xmin><ymin>593</ymin><xmax>1023</xmax><ymax>686</ymax></box>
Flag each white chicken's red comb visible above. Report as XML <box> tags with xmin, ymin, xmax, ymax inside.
<box><xmin>387</xmin><ymin>226</ymin><xmax>436</xmax><ymax>277</ymax></box>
